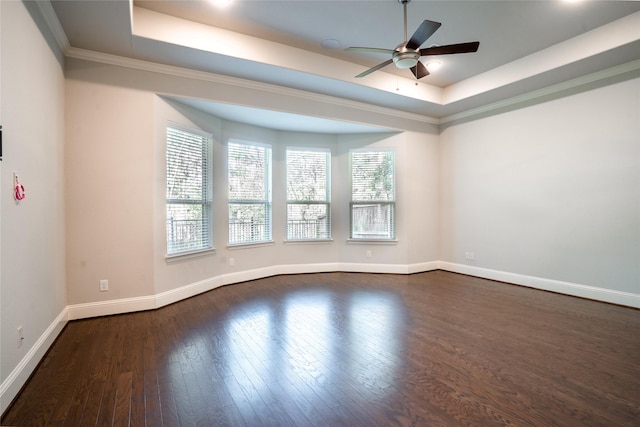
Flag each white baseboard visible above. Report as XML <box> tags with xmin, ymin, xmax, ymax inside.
<box><xmin>67</xmin><ymin>260</ymin><xmax>638</xmax><ymax>321</ymax></box>
<box><xmin>67</xmin><ymin>261</ymin><xmax>438</xmax><ymax>320</ymax></box>
<box><xmin>67</xmin><ymin>295</ymin><xmax>156</xmax><ymax>320</ymax></box>
<box><xmin>438</xmin><ymin>261</ymin><xmax>640</xmax><ymax>308</ymax></box>
<box><xmin>408</xmin><ymin>261</ymin><xmax>440</xmax><ymax>274</ymax></box>
<box><xmin>0</xmin><ymin>307</ymin><xmax>69</xmax><ymax>415</ymax></box>
<box><xmin>67</xmin><ymin>262</ymin><xmax>441</xmax><ymax>320</ymax></box>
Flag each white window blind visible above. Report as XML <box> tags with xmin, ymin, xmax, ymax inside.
<box><xmin>166</xmin><ymin>125</ymin><xmax>212</xmax><ymax>255</ymax></box>
<box><xmin>350</xmin><ymin>149</ymin><xmax>395</xmax><ymax>240</ymax></box>
<box><xmin>228</xmin><ymin>141</ymin><xmax>272</xmax><ymax>244</ymax></box>
<box><xmin>286</xmin><ymin>147</ymin><xmax>331</xmax><ymax>240</ymax></box>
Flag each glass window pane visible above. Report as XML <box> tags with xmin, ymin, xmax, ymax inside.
<box><xmin>287</xmin><ymin>204</ymin><xmax>330</xmax><ymax>240</ymax></box>
<box><xmin>166</xmin><ymin>204</ymin><xmax>210</xmax><ymax>254</ymax></box>
<box><xmin>351</xmin><ymin>203</ymin><xmax>394</xmax><ymax>239</ymax></box>
<box><xmin>350</xmin><ymin>150</ymin><xmax>395</xmax><ymax>240</ymax></box>
<box><xmin>286</xmin><ymin>148</ymin><xmax>331</xmax><ymax>240</ymax></box>
<box><xmin>228</xmin><ymin>140</ymin><xmax>272</xmax><ymax>244</ymax></box>
<box><xmin>229</xmin><ymin>203</ymin><xmax>271</xmax><ymax>244</ymax></box>
<box><xmin>286</xmin><ymin>149</ymin><xmax>329</xmax><ymax>201</ymax></box>
<box><xmin>351</xmin><ymin>151</ymin><xmax>395</xmax><ymax>202</ymax></box>
<box><xmin>167</xmin><ymin>128</ymin><xmax>208</xmax><ymax>201</ymax></box>
<box><xmin>166</xmin><ymin>126</ymin><xmax>212</xmax><ymax>255</ymax></box>
<box><xmin>228</xmin><ymin>142</ymin><xmax>269</xmax><ymax>201</ymax></box>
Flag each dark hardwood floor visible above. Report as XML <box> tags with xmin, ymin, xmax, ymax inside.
<box><xmin>2</xmin><ymin>271</ymin><xmax>639</xmax><ymax>426</ymax></box>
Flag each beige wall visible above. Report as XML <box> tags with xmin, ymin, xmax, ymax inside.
<box><xmin>65</xmin><ymin>58</ymin><xmax>441</xmax><ymax>304</ymax></box>
<box><xmin>0</xmin><ymin>0</ymin><xmax>66</xmax><ymax>405</ymax></box>
<box><xmin>65</xmin><ymin>78</ymin><xmax>156</xmax><ymax>304</ymax></box>
<box><xmin>440</xmin><ymin>77</ymin><xmax>640</xmax><ymax>294</ymax></box>
<box><xmin>61</xmin><ymin>55</ymin><xmax>640</xmax><ymax>305</ymax></box>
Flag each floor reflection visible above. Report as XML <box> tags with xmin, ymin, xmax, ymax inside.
<box><xmin>167</xmin><ymin>281</ymin><xmax>407</xmax><ymax>411</ymax></box>
<box><xmin>347</xmin><ymin>290</ymin><xmax>403</xmax><ymax>398</ymax></box>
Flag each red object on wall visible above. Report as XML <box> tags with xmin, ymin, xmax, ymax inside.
<box><xmin>14</xmin><ymin>175</ymin><xmax>25</xmax><ymax>201</ymax></box>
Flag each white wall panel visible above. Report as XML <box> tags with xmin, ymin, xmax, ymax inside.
<box><xmin>440</xmin><ymin>77</ymin><xmax>640</xmax><ymax>295</ymax></box>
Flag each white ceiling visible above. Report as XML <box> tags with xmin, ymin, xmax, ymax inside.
<box><xmin>50</xmin><ymin>0</ymin><xmax>640</xmax><ymax>132</ymax></box>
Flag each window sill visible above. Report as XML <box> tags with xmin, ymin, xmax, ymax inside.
<box><xmin>347</xmin><ymin>239</ymin><xmax>398</xmax><ymax>244</ymax></box>
<box><xmin>227</xmin><ymin>240</ymin><xmax>275</xmax><ymax>250</ymax></box>
<box><xmin>166</xmin><ymin>247</ymin><xmax>216</xmax><ymax>263</ymax></box>
<box><xmin>284</xmin><ymin>239</ymin><xmax>334</xmax><ymax>244</ymax></box>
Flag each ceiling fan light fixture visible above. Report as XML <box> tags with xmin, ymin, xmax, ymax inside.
<box><xmin>392</xmin><ymin>51</ymin><xmax>420</xmax><ymax>69</ymax></box>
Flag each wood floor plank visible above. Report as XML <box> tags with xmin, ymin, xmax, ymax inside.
<box><xmin>112</xmin><ymin>371</ymin><xmax>133</xmax><ymax>427</ymax></box>
<box><xmin>156</xmin><ymin>368</ymin><xmax>180</xmax><ymax>427</ymax></box>
<box><xmin>141</xmin><ymin>314</ymin><xmax>163</xmax><ymax>427</ymax></box>
<box><xmin>60</xmin><ymin>371</ymin><xmax>94</xmax><ymax>427</ymax></box>
<box><xmin>169</xmin><ymin>362</ymin><xmax>198</xmax><ymax>427</ymax></box>
<box><xmin>77</xmin><ymin>380</ymin><xmax>106</xmax><ymax>427</ymax></box>
<box><xmin>221</xmin><ymin>369</ymin><xmax>264</xmax><ymax>426</ymax></box>
<box><xmin>142</xmin><ymin>369</ymin><xmax>163</xmax><ymax>427</ymax></box>
<box><xmin>60</xmin><ymin>321</ymin><xmax>108</xmax><ymax>427</ymax></box>
<box><xmin>3</xmin><ymin>271</ymin><xmax>639</xmax><ymax>426</ymax></box>
<box><xmin>41</xmin><ymin>328</ymin><xmax>87</xmax><ymax>426</ymax></box>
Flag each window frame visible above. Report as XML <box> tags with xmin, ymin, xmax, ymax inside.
<box><xmin>349</xmin><ymin>148</ymin><xmax>396</xmax><ymax>242</ymax></box>
<box><xmin>165</xmin><ymin>123</ymin><xmax>213</xmax><ymax>258</ymax></box>
<box><xmin>285</xmin><ymin>146</ymin><xmax>332</xmax><ymax>242</ymax></box>
<box><xmin>227</xmin><ymin>139</ymin><xmax>273</xmax><ymax>246</ymax></box>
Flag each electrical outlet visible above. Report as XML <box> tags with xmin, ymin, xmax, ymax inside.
<box><xmin>229</xmin><ymin>258</ymin><xmax>235</xmax><ymax>266</ymax></box>
<box><xmin>17</xmin><ymin>326</ymin><xmax>24</xmax><ymax>349</ymax></box>
<box><xmin>465</xmin><ymin>252</ymin><xmax>475</xmax><ymax>261</ymax></box>
<box><xmin>99</xmin><ymin>279</ymin><xmax>109</xmax><ymax>292</ymax></box>
<box><xmin>366</xmin><ymin>250</ymin><xmax>372</xmax><ymax>258</ymax></box>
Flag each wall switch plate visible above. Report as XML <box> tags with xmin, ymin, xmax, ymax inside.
<box><xmin>99</xmin><ymin>279</ymin><xmax>109</xmax><ymax>292</ymax></box>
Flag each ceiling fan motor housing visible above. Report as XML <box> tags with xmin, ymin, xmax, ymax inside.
<box><xmin>392</xmin><ymin>45</ymin><xmax>420</xmax><ymax>69</ymax></box>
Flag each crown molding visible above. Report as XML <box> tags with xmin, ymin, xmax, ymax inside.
<box><xmin>440</xmin><ymin>59</ymin><xmax>640</xmax><ymax>126</ymax></box>
<box><xmin>65</xmin><ymin>47</ymin><xmax>440</xmax><ymax>127</ymax></box>
<box><xmin>32</xmin><ymin>0</ymin><xmax>438</xmax><ymax>128</ymax></box>
<box><xmin>31</xmin><ymin>0</ymin><xmax>70</xmax><ymax>53</ymax></box>
<box><xmin>37</xmin><ymin>1</ymin><xmax>639</xmax><ymax>131</ymax></box>
<box><xmin>63</xmin><ymin>46</ymin><xmax>640</xmax><ymax>130</ymax></box>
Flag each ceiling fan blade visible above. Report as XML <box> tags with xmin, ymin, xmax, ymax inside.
<box><xmin>406</xmin><ymin>20</ymin><xmax>441</xmax><ymax>50</ymax></box>
<box><xmin>410</xmin><ymin>61</ymin><xmax>429</xmax><ymax>80</ymax></box>
<box><xmin>420</xmin><ymin>41</ymin><xmax>480</xmax><ymax>56</ymax></box>
<box><xmin>355</xmin><ymin>59</ymin><xmax>394</xmax><ymax>78</ymax></box>
<box><xmin>345</xmin><ymin>47</ymin><xmax>395</xmax><ymax>55</ymax></box>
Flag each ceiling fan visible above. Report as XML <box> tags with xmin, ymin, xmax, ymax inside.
<box><xmin>345</xmin><ymin>0</ymin><xmax>480</xmax><ymax>79</ymax></box>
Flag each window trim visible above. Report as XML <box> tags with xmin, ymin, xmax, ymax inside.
<box><xmin>227</xmin><ymin>139</ymin><xmax>273</xmax><ymax>246</ymax></box>
<box><xmin>285</xmin><ymin>146</ymin><xmax>332</xmax><ymax>242</ymax></box>
<box><xmin>165</xmin><ymin>122</ymin><xmax>214</xmax><ymax>258</ymax></box>
<box><xmin>349</xmin><ymin>148</ymin><xmax>396</xmax><ymax>242</ymax></box>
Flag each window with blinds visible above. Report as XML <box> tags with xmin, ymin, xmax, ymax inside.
<box><xmin>228</xmin><ymin>140</ymin><xmax>272</xmax><ymax>244</ymax></box>
<box><xmin>350</xmin><ymin>149</ymin><xmax>396</xmax><ymax>240</ymax></box>
<box><xmin>286</xmin><ymin>147</ymin><xmax>331</xmax><ymax>240</ymax></box>
<box><xmin>166</xmin><ymin>125</ymin><xmax>213</xmax><ymax>256</ymax></box>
